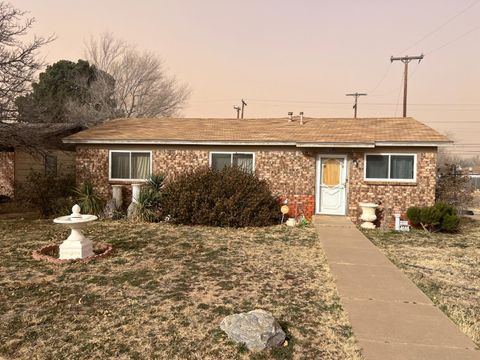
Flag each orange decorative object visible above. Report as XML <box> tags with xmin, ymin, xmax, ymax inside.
<box><xmin>280</xmin><ymin>205</ymin><xmax>289</xmax><ymax>215</ymax></box>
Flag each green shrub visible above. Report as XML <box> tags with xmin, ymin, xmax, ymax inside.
<box><xmin>419</xmin><ymin>207</ymin><xmax>441</xmax><ymax>228</ymax></box>
<box><xmin>16</xmin><ymin>171</ymin><xmax>75</xmax><ymax>217</ymax></box>
<box><xmin>406</xmin><ymin>207</ymin><xmax>421</xmax><ymax>225</ymax></box>
<box><xmin>406</xmin><ymin>202</ymin><xmax>459</xmax><ymax>232</ymax></box>
<box><xmin>160</xmin><ymin>166</ymin><xmax>281</xmax><ymax>227</ymax></box>
<box><xmin>73</xmin><ymin>182</ymin><xmax>104</xmax><ymax>215</ymax></box>
<box><xmin>441</xmin><ymin>213</ymin><xmax>460</xmax><ymax>232</ymax></box>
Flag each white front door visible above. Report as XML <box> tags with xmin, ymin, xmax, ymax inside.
<box><xmin>316</xmin><ymin>156</ymin><xmax>347</xmax><ymax>215</ymax></box>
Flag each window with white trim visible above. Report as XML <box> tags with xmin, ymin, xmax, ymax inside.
<box><xmin>110</xmin><ymin>151</ymin><xmax>151</xmax><ymax>180</ymax></box>
<box><xmin>365</xmin><ymin>154</ymin><xmax>416</xmax><ymax>181</ymax></box>
<box><xmin>210</xmin><ymin>152</ymin><xmax>254</xmax><ymax>173</ymax></box>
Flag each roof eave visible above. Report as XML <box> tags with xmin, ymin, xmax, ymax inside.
<box><xmin>375</xmin><ymin>141</ymin><xmax>453</xmax><ymax>147</ymax></box>
<box><xmin>62</xmin><ymin>139</ymin><xmax>298</xmax><ymax>146</ymax></box>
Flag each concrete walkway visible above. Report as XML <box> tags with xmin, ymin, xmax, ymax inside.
<box><xmin>313</xmin><ymin>216</ymin><xmax>480</xmax><ymax>360</ymax></box>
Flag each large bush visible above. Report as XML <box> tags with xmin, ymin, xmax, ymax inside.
<box><xmin>16</xmin><ymin>171</ymin><xmax>75</xmax><ymax>217</ymax></box>
<box><xmin>160</xmin><ymin>166</ymin><xmax>281</xmax><ymax>227</ymax></box>
<box><xmin>406</xmin><ymin>202</ymin><xmax>460</xmax><ymax>232</ymax></box>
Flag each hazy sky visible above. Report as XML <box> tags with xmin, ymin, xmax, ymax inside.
<box><xmin>15</xmin><ymin>0</ymin><xmax>480</xmax><ymax>156</ymax></box>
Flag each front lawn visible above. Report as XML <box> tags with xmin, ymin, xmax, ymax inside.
<box><xmin>363</xmin><ymin>218</ymin><xmax>480</xmax><ymax>345</ymax></box>
<box><xmin>0</xmin><ymin>220</ymin><xmax>362</xmax><ymax>359</ymax></box>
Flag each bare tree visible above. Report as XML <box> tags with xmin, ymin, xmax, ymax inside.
<box><xmin>64</xmin><ymin>68</ymin><xmax>121</xmax><ymax>127</ymax></box>
<box><xmin>85</xmin><ymin>32</ymin><xmax>190</xmax><ymax>118</ymax></box>
<box><xmin>0</xmin><ymin>1</ymin><xmax>53</xmax><ymax>121</ymax></box>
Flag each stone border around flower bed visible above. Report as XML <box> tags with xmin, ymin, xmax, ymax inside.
<box><xmin>32</xmin><ymin>243</ymin><xmax>113</xmax><ymax>264</ymax></box>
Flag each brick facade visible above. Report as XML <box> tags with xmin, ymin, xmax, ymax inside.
<box><xmin>75</xmin><ymin>146</ymin><xmax>437</xmax><ymax>225</ymax></box>
<box><xmin>0</xmin><ymin>151</ymin><xmax>14</xmax><ymax>197</ymax></box>
<box><xmin>347</xmin><ymin>150</ymin><xmax>437</xmax><ymax>226</ymax></box>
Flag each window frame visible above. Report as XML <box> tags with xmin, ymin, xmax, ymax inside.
<box><xmin>108</xmin><ymin>150</ymin><xmax>153</xmax><ymax>181</ymax></box>
<box><xmin>364</xmin><ymin>153</ymin><xmax>417</xmax><ymax>182</ymax></box>
<box><xmin>209</xmin><ymin>151</ymin><xmax>256</xmax><ymax>172</ymax></box>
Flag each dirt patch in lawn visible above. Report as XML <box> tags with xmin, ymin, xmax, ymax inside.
<box><xmin>0</xmin><ymin>220</ymin><xmax>362</xmax><ymax>359</ymax></box>
<box><xmin>363</xmin><ymin>218</ymin><xmax>480</xmax><ymax>345</ymax></box>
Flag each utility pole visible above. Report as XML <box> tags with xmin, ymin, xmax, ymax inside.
<box><xmin>233</xmin><ymin>105</ymin><xmax>241</xmax><ymax>119</ymax></box>
<box><xmin>346</xmin><ymin>92</ymin><xmax>367</xmax><ymax>118</ymax></box>
<box><xmin>240</xmin><ymin>99</ymin><xmax>247</xmax><ymax>119</ymax></box>
<box><xmin>390</xmin><ymin>54</ymin><xmax>424</xmax><ymax>117</ymax></box>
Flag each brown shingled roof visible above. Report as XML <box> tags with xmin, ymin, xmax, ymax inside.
<box><xmin>63</xmin><ymin>117</ymin><xmax>450</xmax><ymax>146</ymax></box>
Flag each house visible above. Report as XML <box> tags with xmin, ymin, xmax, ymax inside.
<box><xmin>63</xmin><ymin>116</ymin><xmax>450</xmax><ymax>225</ymax></box>
<box><xmin>0</xmin><ymin>124</ymin><xmax>82</xmax><ymax>198</ymax></box>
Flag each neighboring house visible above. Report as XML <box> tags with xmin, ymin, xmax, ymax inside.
<box><xmin>0</xmin><ymin>124</ymin><xmax>82</xmax><ymax>198</ymax></box>
<box><xmin>63</xmin><ymin>117</ymin><xmax>450</xmax><ymax>225</ymax></box>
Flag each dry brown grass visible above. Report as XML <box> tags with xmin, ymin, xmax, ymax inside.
<box><xmin>0</xmin><ymin>219</ymin><xmax>362</xmax><ymax>359</ymax></box>
<box><xmin>363</xmin><ymin>218</ymin><xmax>480</xmax><ymax>345</ymax></box>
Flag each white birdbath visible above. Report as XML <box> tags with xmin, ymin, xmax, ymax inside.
<box><xmin>359</xmin><ymin>202</ymin><xmax>378</xmax><ymax>229</ymax></box>
<box><xmin>54</xmin><ymin>204</ymin><xmax>98</xmax><ymax>260</ymax></box>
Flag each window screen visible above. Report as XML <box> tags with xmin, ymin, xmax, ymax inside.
<box><xmin>390</xmin><ymin>155</ymin><xmax>414</xmax><ymax>180</ymax></box>
<box><xmin>111</xmin><ymin>152</ymin><xmax>130</xmax><ymax>179</ymax></box>
<box><xmin>365</xmin><ymin>155</ymin><xmax>389</xmax><ymax>179</ymax></box>
<box><xmin>233</xmin><ymin>153</ymin><xmax>254</xmax><ymax>173</ymax></box>
<box><xmin>211</xmin><ymin>153</ymin><xmax>232</xmax><ymax>171</ymax></box>
<box><xmin>131</xmin><ymin>152</ymin><xmax>150</xmax><ymax>179</ymax></box>
<box><xmin>110</xmin><ymin>151</ymin><xmax>151</xmax><ymax>179</ymax></box>
<box><xmin>211</xmin><ymin>152</ymin><xmax>254</xmax><ymax>173</ymax></box>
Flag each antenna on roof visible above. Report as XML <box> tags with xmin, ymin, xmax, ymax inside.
<box><xmin>299</xmin><ymin>112</ymin><xmax>304</xmax><ymax>125</ymax></box>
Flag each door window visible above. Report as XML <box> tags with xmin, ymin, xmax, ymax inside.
<box><xmin>322</xmin><ymin>159</ymin><xmax>341</xmax><ymax>186</ymax></box>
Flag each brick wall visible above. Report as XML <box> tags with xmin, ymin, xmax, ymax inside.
<box><xmin>75</xmin><ymin>146</ymin><xmax>437</xmax><ymax>225</ymax></box>
<box><xmin>75</xmin><ymin>147</ymin><xmax>316</xmax><ymax>218</ymax></box>
<box><xmin>76</xmin><ymin>148</ymin><xmax>110</xmax><ymax>200</ymax></box>
<box><xmin>347</xmin><ymin>150</ymin><xmax>437</xmax><ymax>226</ymax></box>
<box><xmin>256</xmin><ymin>150</ymin><xmax>316</xmax><ymax>218</ymax></box>
<box><xmin>152</xmin><ymin>149</ymin><xmax>209</xmax><ymax>180</ymax></box>
<box><xmin>0</xmin><ymin>151</ymin><xmax>14</xmax><ymax>197</ymax></box>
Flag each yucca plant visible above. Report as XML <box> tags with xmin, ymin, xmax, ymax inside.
<box><xmin>73</xmin><ymin>182</ymin><xmax>104</xmax><ymax>216</ymax></box>
<box><xmin>136</xmin><ymin>187</ymin><xmax>162</xmax><ymax>222</ymax></box>
<box><xmin>147</xmin><ymin>174</ymin><xmax>165</xmax><ymax>192</ymax></box>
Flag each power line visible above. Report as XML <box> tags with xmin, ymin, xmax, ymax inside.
<box><xmin>394</xmin><ymin>74</ymin><xmax>404</xmax><ymax>117</ymax></box>
<box><xmin>425</xmin><ymin>25</ymin><xmax>480</xmax><ymax>55</ymax></box>
<box><xmin>368</xmin><ymin>63</ymin><xmax>392</xmax><ymax>94</ymax></box>
<box><xmin>397</xmin><ymin>0</ymin><xmax>480</xmax><ymax>55</ymax></box>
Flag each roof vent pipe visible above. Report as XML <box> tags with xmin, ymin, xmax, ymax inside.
<box><xmin>288</xmin><ymin>112</ymin><xmax>293</xmax><ymax>122</ymax></box>
<box><xmin>299</xmin><ymin>112</ymin><xmax>304</xmax><ymax>125</ymax></box>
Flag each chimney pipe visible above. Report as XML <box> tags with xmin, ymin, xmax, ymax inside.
<box><xmin>288</xmin><ymin>112</ymin><xmax>293</xmax><ymax>122</ymax></box>
<box><xmin>299</xmin><ymin>111</ymin><xmax>304</xmax><ymax>125</ymax></box>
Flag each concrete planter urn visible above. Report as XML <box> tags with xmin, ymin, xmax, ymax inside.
<box><xmin>54</xmin><ymin>204</ymin><xmax>98</xmax><ymax>259</ymax></box>
<box><xmin>359</xmin><ymin>202</ymin><xmax>378</xmax><ymax>229</ymax></box>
